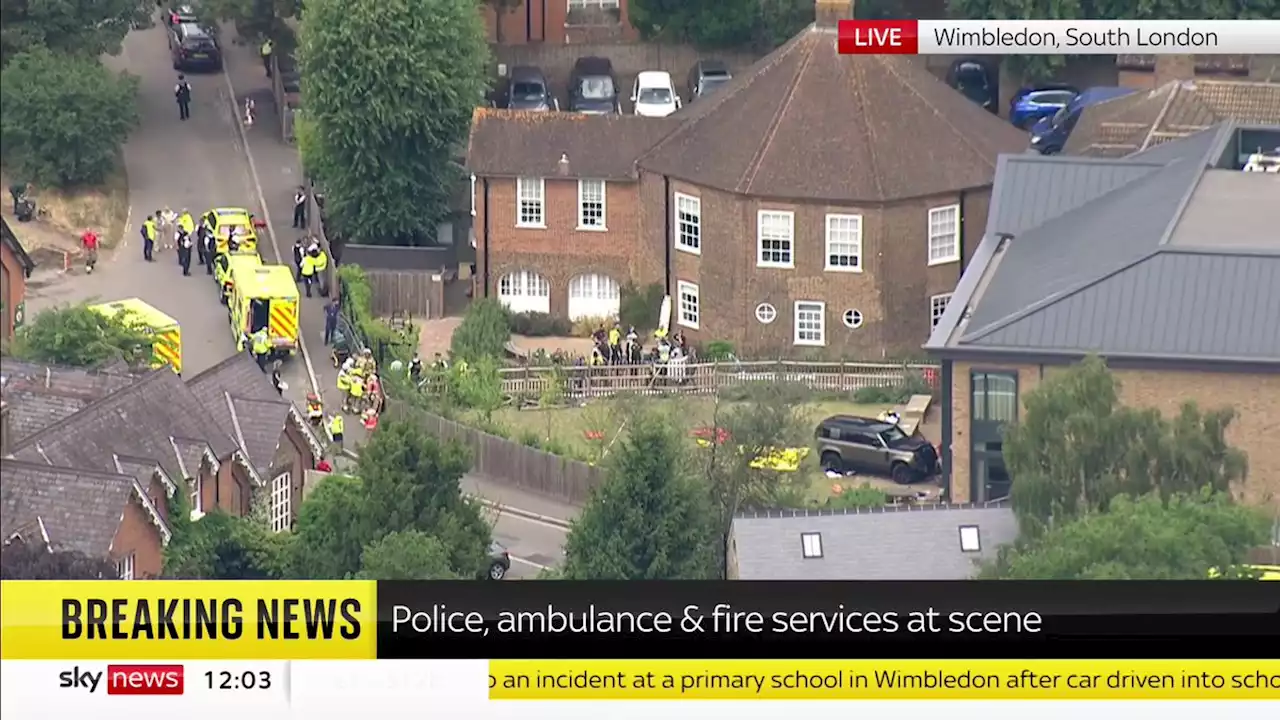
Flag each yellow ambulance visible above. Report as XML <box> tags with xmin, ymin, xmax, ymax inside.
<box><xmin>215</xmin><ymin>253</ymin><xmax>263</xmax><ymax>304</ymax></box>
<box><xmin>89</xmin><ymin>298</ymin><xmax>183</xmax><ymax>374</ymax></box>
<box><xmin>229</xmin><ymin>264</ymin><xmax>300</xmax><ymax>358</ymax></box>
<box><xmin>207</xmin><ymin>206</ymin><xmax>260</xmax><ymax>256</ymax></box>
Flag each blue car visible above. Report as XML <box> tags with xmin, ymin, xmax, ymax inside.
<box><xmin>1029</xmin><ymin>86</ymin><xmax>1136</xmax><ymax>155</ymax></box>
<box><xmin>1009</xmin><ymin>85</ymin><xmax>1078</xmax><ymax>130</ymax></box>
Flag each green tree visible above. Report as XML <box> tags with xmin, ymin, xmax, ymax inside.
<box><xmin>1</xmin><ymin>49</ymin><xmax>139</xmax><ymax>187</ymax></box>
<box><xmin>450</xmin><ymin>298</ymin><xmax>510</xmax><ymax>363</ymax></box>
<box><xmin>0</xmin><ymin>539</ymin><xmax>119</xmax><ymax>579</ymax></box>
<box><xmin>162</xmin><ymin>512</ymin><xmax>289</xmax><ymax>579</ymax></box>
<box><xmin>1003</xmin><ymin>356</ymin><xmax>1247</xmax><ymax>535</ymax></box>
<box><xmin>983</xmin><ymin>490</ymin><xmax>1271</xmax><ymax>579</ymax></box>
<box><xmin>291</xmin><ymin>473</ymin><xmax>367</xmax><ymax>578</ymax></box>
<box><xmin>354</xmin><ymin>418</ymin><xmax>492</xmax><ymax>576</ymax></box>
<box><xmin>12</xmin><ymin>304</ymin><xmax>156</xmax><ymax>368</ymax></box>
<box><xmin>949</xmin><ymin>0</ymin><xmax>1278</xmax><ymax>80</ymax></box>
<box><xmin>298</xmin><ymin>0</ymin><xmax>489</xmax><ymax>244</ymax></box>
<box><xmin>356</xmin><ymin>530</ymin><xmax>460</xmax><ymax>579</ymax></box>
<box><xmin>453</xmin><ymin>355</ymin><xmax>504</xmax><ymax>422</ymax></box>
<box><xmin>200</xmin><ymin>0</ymin><xmax>299</xmax><ymax>41</ymax></box>
<box><xmin>563</xmin><ymin>411</ymin><xmax>719</xmax><ymax>579</ymax></box>
<box><xmin>0</xmin><ymin>0</ymin><xmax>145</xmax><ymax>66</ymax></box>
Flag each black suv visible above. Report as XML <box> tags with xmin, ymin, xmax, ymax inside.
<box><xmin>815</xmin><ymin>415</ymin><xmax>940</xmax><ymax>484</ymax></box>
<box><xmin>569</xmin><ymin>57</ymin><xmax>620</xmax><ymax>114</ymax></box>
<box><xmin>504</xmin><ymin>66</ymin><xmax>556</xmax><ymax>111</ymax></box>
<box><xmin>169</xmin><ymin>22</ymin><xmax>221</xmax><ymax>71</ymax></box>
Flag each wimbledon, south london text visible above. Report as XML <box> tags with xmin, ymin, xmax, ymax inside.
<box><xmin>933</xmin><ymin>26</ymin><xmax>1221</xmax><ymax>50</ymax></box>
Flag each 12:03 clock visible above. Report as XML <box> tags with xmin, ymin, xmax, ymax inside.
<box><xmin>205</xmin><ymin>670</ymin><xmax>273</xmax><ymax>690</ymax></box>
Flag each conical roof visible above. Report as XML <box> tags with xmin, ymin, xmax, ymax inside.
<box><xmin>637</xmin><ymin>25</ymin><xmax>1029</xmax><ymax>203</ymax></box>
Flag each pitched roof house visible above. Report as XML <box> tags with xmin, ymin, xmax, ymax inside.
<box><xmin>728</xmin><ymin>503</ymin><xmax>1018</xmax><ymax>580</ymax></box>
<box><xmin>1067</xmin><ymin>78</ymin><xmax>1280</xmax><ymax>157</ymax></box>
<box><xmin>0</xmin><ymin>360</ymin><xmax>138</xmax><ymax>444</ymax></box>
<box><xmin>468</xmin><ymin>0</ymin><xmax>1028</xmax><ymax>359</ymax></box>
<box><xmin>1</xmin><ymin>459</ymin><xmax>172</xmax><ymax>579</ymax></box>
<box><xmin>926</xmin><ymin>122</ymin><xmax>1280</xmax><ymax>509</ymax></box>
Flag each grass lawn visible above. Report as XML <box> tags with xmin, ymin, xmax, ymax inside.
<box><xmin>468</xmin><ymin>397</ymin><xmax>900</xmax><ymax>504</ymax></box>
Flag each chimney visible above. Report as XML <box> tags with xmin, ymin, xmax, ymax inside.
<box><xmin>557</xmin><ymin>153</ymin><xmax>570</xmax><ymax>177</ymax></box>
<box><xmin>1154</xmin><ymin>55</ymin><xmax>1196</xmax><ymax>85</ymax></box>
<box><xmin>815</xmin><ymin>0</ymin><xmax>852</xmax><ymax>29</ymax></box>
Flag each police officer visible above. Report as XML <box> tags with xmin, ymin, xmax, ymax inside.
<box><xmin>292</xmin><ymin>186</ymin><xmax>308</xmax><ymax>228</ymax></box>
<box><xmin>292</xmin><ymin>238</ymin><xmax>305</xmax><ymax>281</ymax></box>
<box><xmin>310</xmin><ymin>245</ymin><xmax>329</xmax><ymax>296</ymax></box>
<box><xmin>300</xmin><ymin>249</ymin><xmax>317</xmax><ymax>297</ymax></box>
<box><xmin>327</xmin><ymin>413</ymin><xmax>344</xmax><ymax>452</ymax></box>
<box><xmin>175</xmin><ymin>74</ymin><xmax>192</xmax><ymax>120</ymax></box>
<box><xmin>202</xmin><ymin>221</ymin><xmax>216</xmax><ymax>275</ymax></box>
<box><xmin>409</xmin><ymin>354</ymin><xmax>423</xmax><ymax>382</ymax></box>
<box><xmin>177</xmin><ymin>226</ymin><xmax>193</xmax><ymax>275</ymax></box>
<box><xmin>261</xmin><ymin>38</ymin><xmax>274</xmax><ymax>77</ymax></box>
<box><xmin>141</xmin><ymin>215</ymin><xmax>157</xmax><ymax>261</ymax></box>
<box><xmin>178</xmin><ymin>208</ymin><xmax>195</xmax><ymax>237</ymax></box>
<box><xmin>250</xmin><ymin>327</ymin><xmax>271</xmax><ymax>371</ymax></box>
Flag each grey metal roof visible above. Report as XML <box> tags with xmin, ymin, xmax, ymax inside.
<box><xmin>0</xmin><ymin>460</ymin><xmax>137</xmax><ymax>557</ymax></box>
<box><xmin>965</xmin><ymin>249</ymin><xmax>1280</xmax><ymax>360</ymax></box>
<box><xmin>729</xmin><ymin>503</ymin><xmax>1018</xmax><ymax>580</ymax></box>
<box><xmin>930</xmin><ymin>121</ymin><xmax>1280</xmax><ymax>364</ymax></box>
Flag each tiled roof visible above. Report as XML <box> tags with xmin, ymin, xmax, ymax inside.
<box><xmin>730</xmin><ymin>503</ymin><xmax>1017</xmax><ymax>580</ymax></box>
<box><xmin>634</xmin><ymin>26</ymin><xmax>1027</xmax><ymax>202</ymax></box>
<box><xmin>0</xmin><ymin>460</ymin><xmax>164</xmax><ymax>557</ymax></box>
<box><xmin>466</xmin><ymin>109</ymin><xmax>679</xmax><ymax>181</ymax></box>
<box><xmin>7</xmin><ymin>368</ymin><xmax>235</xmax><ymax>481</ymax></box>
<box><xmin>1067</xmin><ymin>80</ymin><xmax>1280</xmax><ymax>157</ymax></box>
<box><xmin>1</xmin><ymin>217</ymin><xmax>35</xmax><ymax>273</ymax></box>
<box><xmin>0</xmin><ymin>361</ymin><xmax>139</xmax><ymax>443</ymax></box>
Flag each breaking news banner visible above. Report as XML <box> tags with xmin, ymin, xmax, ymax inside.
<box><xmin>0</xmin><ymin>580</ymin><xmax>1277</xmax><ymax>717</ymax></box>
<box><xmin>836</xmin><ymin>19</ymin><xmax>1280</xmax><ymax>55</ymax></box>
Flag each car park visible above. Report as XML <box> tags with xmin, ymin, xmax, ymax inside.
<box><xmin>632</xmin><ymin>71</ymin><xmax>681</xmax><ymax>117</ymax></box>
<box><xmin>1009</xmin><ymin>84</ymin><xmax>1079</xmax><ymax>130</ymax></box>
<box><xmin>687</xmin><ymin>59</ymin><xmax>732</xmax><ymax>100</ymax></box>
<box><xmin>815</xmin><ymin>415</ymin><xmax>941</xmax><ymax>484</ymax></box>
<box><xmin>168</xmin><ymin>21</ymin><xmax>222</xmax><ymax>71</ymax></box>
<box><xmin>503</xmin><ymin>66</ymin><xmax>557</xmax><ymax>111</ymax></box>
<box><xmin>569</xmin><ymin>57</ymin><xmax>620</xmax><ymax>114</ymax></box>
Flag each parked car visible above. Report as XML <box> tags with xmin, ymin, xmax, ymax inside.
<box><xmin>947</xmin><ymin>59</ymin><xmax>996</xmax><ymax>113</ymax></box>
<box><xmin>487</xmin><ymin>542</ymin><xmax>511</xmax><ymax>580</ymax></box>
<box><xmin>163</xmin><ymin>4</ymin><xmax>200</xmax><ymax>27</ymax></box>
<box><xmin>1030</xmin><ymin>86</ymin><xmax>1136</xmax><ymax>155</ymax></box>
<box><xmin>168</xmin><ymin>22</ymin><xmax>221</xmax><ymax>71</ymax></box>
<box><xmin>815</xmin><ymin>415</ymin><xmax>941</xmax><ymax>484</ymax></box>
<box><xmin>569</xmin><ymin>57</ymin><xmax>620</xmax><ymax>114</ymax></box>
<box><xmin>503</xmin><ymin>65</ymin><xmax>557</xmax><ymax>111</ymax></box>
<box><xmin>1009</xmin><ymin>84</ymin><xmax>1079</xmax><ymax>130</ymax></box>
<box><xmin>632</xmin><ymin>71</ymin><xmax>680</xmax><ymax>117</ymax></box>
<box><xmin>687</xmin><ymin>59</ymin><xmax>732</xmax><ymax>100</ymax></box>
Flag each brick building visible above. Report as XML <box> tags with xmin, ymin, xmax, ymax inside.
<box><xmin>483</xmin><ymin>0</ymin><xmax>638</xmax><ymax>45</ymax></box>
<box><xmin>468</xmin><ymin>0</ymin><xmax>1027</xmax><ymax>358</ymax></box>
<box><xmin>926</xmin><ymin>122</ymin><xmax>1280</xmax><ymax>510</ymax></box>
<box><xmin>1</xmin><ymin>217</ymin><xmax>35</xmax><ymax>341</ymax></box>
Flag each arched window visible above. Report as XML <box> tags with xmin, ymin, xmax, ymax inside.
<box><xmin>567</xmin><ymin>274</ymin><xmax>620</xmax><ymax>320</ymax></box>
<box><xmin>497</xmin><ymin>271</ymin><xmax>550</xmax><ymax>314</ymax></box>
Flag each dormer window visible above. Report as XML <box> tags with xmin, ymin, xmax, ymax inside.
<box><xmin>801</xmin><ymin>532</ymin><xmax>823</xmax><ymax>558</ymax></box>
<box><xmin>959</xmin><ymin>525</ymin><xmax>981</xmax><ymax>552</ymax></box>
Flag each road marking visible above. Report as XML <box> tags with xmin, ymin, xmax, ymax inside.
<box><xmin>490</xmin><ymin>507</ymin><xmax>572</xmax><ymax>533</ymax></box>
<box><xmin>219</xmin><ymin>65</ymin><xmax>319</xmax><ymax>396</ymax></box>
<box><xmin>510</xmin><ymin>555</ymin><xmax>549</xmax><ymax>570</ymax></box>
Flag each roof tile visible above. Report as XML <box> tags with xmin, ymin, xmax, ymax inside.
<box><xmin>467</xmin><ymin>109</ymin><xmax>679</xmax><ymax>180</ymax></box>
<box><xmin>1</xmin><ymin>460</ymin><xmax>137</xmax><ymax>557</ymax></box>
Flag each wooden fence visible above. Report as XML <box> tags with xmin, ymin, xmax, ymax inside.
<box><xmin>493</xmin><ymin>360</ymin><xmax>941</xmax><ymax>400</ymax></box>
<box><xmin>365</xmin><ymin>269</ymin><xmax>434</xmax><ymax>318</ymax></box>
<box><xmin>385</xmin><ymin>401</ymin><xmax>606</xmax><ymax>505</ymax></box>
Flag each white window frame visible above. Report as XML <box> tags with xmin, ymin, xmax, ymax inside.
<box><xmin>568</xmin><ymin>0</ymin><xmax>619</xmax><ymax>8</ymax></box>
<box><xmin>755</xmin><ymin>303</ymin><xmax>777</xmax><ymax>324</ymax></box>
<box><xmin>577</xmin><ymin>179</ymin><xmax>606</xmax><ymax>230</ymax></box>
<box><xmin>270</xmin><ymin>472</ymin><xmax>291</xmax><ymax>534</ymax></box>
<box><xmin>516</xmin><ymin>177</ymin><xmax>545</xmax><ymax>228</ymax></box>
<box><xmin>674</xmin><ymin>193</ymin><xmax>701</xmax><ymax>255</ymax></box>
<box><xmin>757</xmin><ymin>210</ymin><xmax>795</xmax><ymax>268</ymax></box>
<box><xmin>499</xmin><ymin>270</ymin><xmax>551</xmax><ymax>298</ymax></box>
<box><xmin>801</xmin><ymin>532</ymin><xmax>823</xmax><ymax>558</ymax></box>
<box><xmin>190</xmin><ymin>475</ymin><xmax>203</xmax><ymax>517</ymax></box>
<box><xmin>931</xmin><ymin>293</ymin><xmax>953</xmax><ymax>329</ymax></box>
<box><xmin>117</xmin><ymin>553</ymin><xmax>135</xmax><ymax>580</ymax></box>
<box><xmin>824</xmin><ymin>213</ymin><xmax>863</xmax><ymax>272</ymax></box>
<box><xmin>794</xmin><ymin>301</ymin><xmax>825</xmax><ymax>346</ymax></box>
<box><xmin>677</xmin><ymin>281</ymin><xmax>700</xmax><ymax>329</ymax></box>
<box><xmin>959</xmin><ymin>525</ymin><xmax>981</xmax><ymax>552</ymax></box>
<box><xmin>928</xmin><ymin>204</ymin><xmax>960</xmax><ymax>265</ymax></box>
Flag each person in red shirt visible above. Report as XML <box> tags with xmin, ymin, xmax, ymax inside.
<box><xmin>315</xmin><ymin>458</ymin><xmax>333</xmax><ymax>473</ymax></box>
<box><xmin>81</xmin><ymin>228</ymin><xmax>99</xmax><ymax>272</ymax></box>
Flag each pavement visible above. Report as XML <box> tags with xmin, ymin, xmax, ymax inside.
<box><xmin>23</xmin><ymin>15</ymin><xmax>576</xmax><ymax>577</ymax></box>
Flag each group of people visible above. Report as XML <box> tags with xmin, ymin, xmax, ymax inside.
<box><xmin>336</xmin><ymin>348</ymin><xmax>384</xmax><ymax>420</ymax></box>
<box><xmin>139</xmin><ymin>207</ymin><xmax>229</xmax><ymax>277</ymax></box>
<box><xmin>290</xmin><ymin>235</ymin><xmax>330</xmax><ymax>297</ymax></box>
<box><xmin>584</xmin><ymin>323</ymin><xmax>693</xmax><ymax>367</ymax></box>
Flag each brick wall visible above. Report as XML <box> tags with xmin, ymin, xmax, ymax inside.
<box><xmin>112</xmin><ymin>497</ymin><xmax>166</xmax><ymax>579</ymax></box>
<box><xmin>1</xmin><ymin>240</ymin><xmax>26</xmax><ymax>340</ymax></box>
<box><xmin>476</xmin><ymin>176</ymin><xmax>643</xmax><ymax>315</ymax></box>
<box><xmin>482</xmin><ymin>0</ymin><xmax>639</xmax><ymax>45</ymax></box>
<box><xmin>949</xmin><ymin>361</ymin><xmax>1280</xmax><ymax>511</ymax></box>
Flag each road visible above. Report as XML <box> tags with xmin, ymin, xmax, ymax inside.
<box><xmin>24</xmin><ymin>15</ymin><xmax>574</xmax><ymax>575</ymax></box>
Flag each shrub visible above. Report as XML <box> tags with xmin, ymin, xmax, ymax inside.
<box><xmin>517</xmin><ymin>430</ymin><xmax>542</xmax><ymax>449</ymax></box>
<box><xmin>451</xmin><ymin>298</ymin><xmax>511</xmax><ymax>362</ymax></box>
<box><xmin>0</xmin><ymin>49</ymin><xmax>140</xmax><ymax>187</ymax></box>
<box><xmin>852</xmin><ymin>369</ymin><xmax>937</xmax><ymax>405</ymax></box>
<box><xmin>618</xmin><ymin>282</ymin><xmax>663</xmax><ymax>331</ymax></box>
<box><xmin>703</xmin><ymin>340</ymin><xmax>735</xmax><ymax>361</ymax></box>
<box><xmin>571</xmin><ymin>315</ymin><xmax>614</xmax><ymax>338</ymax></box>
<box><xmin>508</xmin><ymin>311</ymin><xmax>572</xmax><ymax>337</ymax></box>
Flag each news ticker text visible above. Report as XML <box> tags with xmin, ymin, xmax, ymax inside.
<box><xmin>834</xmin><ymin>20</ymin><xmax>1280</xmax><ymax>55</ymax></box>
<box><xmin>29</xmin><ymin>660</ymin><xmax>1280</xmax><ymax>701</ymax></box>
<box><xmin>2</xmin><ymin>581</ymin><xmax>1276</xmax><ymax>660</ymax></box>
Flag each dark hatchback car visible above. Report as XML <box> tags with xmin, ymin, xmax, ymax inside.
<box><xmin>569</xmin><ymin>57</ymin><xmax>620</xmax><ymax>114</ymax></box>
<box><xmin>169</xmin><ymin>22</ymin><xmax>221</xmax><ymax>71</ymax></box>
<box><xmin>687</xmin><ymin>59</ymin><xmax>732</xmax><ymax>100</ymax></box>
<box><xmin>504</xmin><ymin>66</ymin><xmax>557</xmax><ymax>111</ymax></box>
<box><xmin>947</xmin><ymin>59</ymin><xmax>996</xmax><ymax>113</ymax></box>
<box><xmin>815</xmin><ymin>415</ymin><xmax>941</xmax><ymax>484</ymax></box>
<box><xmin>487</xmin><ymin>541</ymin><xmax>511</xmax><ymax>580</ymax></box>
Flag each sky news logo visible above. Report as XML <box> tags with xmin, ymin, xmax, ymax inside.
<box><xmin>59</xmin><ymin>665</ymin><xmax>185</xmax><ymax>695</ymax></box>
